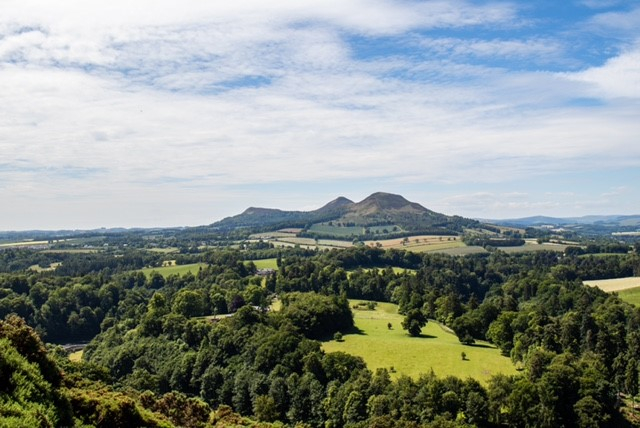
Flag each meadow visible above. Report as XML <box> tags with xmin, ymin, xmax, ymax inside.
<box><xmin>140</xmin><ymin>263</ymin><xmax>208</xmax><ymax>278</ymax></box>
<box><xmin>618</xmin><ymin>287</ymin><xmax>640</xmax><ymax>306</ymax></box>
<box><xmin>249</xmin><ymin>258</ymin><xmax>279</xmax><ymax>269</ymax></box>
<box><xmin>308</xmin><ymin>223</ymin><xmax>365</xmax><ymax>237</ymax></box>
<box><xmin>322</xmin><ymin>300</ymin><xmax>517</xmax><ymax>384</ymax></box>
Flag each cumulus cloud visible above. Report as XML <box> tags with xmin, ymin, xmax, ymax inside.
<box><xmin>1</xmin><ymin>1</ymin><xmax>639</xmax><ymax>228</ymax></box>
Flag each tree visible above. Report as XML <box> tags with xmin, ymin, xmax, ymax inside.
<box><xmin>401</xmin><ymin>309</ymin><xmax>427</xmax><ymax>337</ymax></box>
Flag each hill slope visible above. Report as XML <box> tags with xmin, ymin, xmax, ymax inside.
<box><xmin>212</xmin><ymin>192</ymin><xmax>478</xmax><ymax>234</ymax></box>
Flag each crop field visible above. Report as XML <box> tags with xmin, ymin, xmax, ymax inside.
<box><xmin>147</xmin><ymin>247</ymin><xmax>180</xmax><ymax>254</ymax></box>
<box><xmin>308</xmin><ymin>223</ymin><xmax>364</xmax><ymax>237</ymax></box>
<box><xmin>584</xmin><ymin>277</ymin><xmax>640</xmax><ymax>293</ymax></box>
<box><xmin>41</xmin><ymin>248</ymin><xmax>101</xmax><ymax>254</ymax></box>
<box><xmin>322</xmin><ymin>300</ymin><xmax>517</xmax><ymax>384</ymax></box>
<box><xmin>270</xmin><ymin>237</ymin><xmax>352</xmax><ymax>250</ymax></box>
<box><xmin>0</xmin><ymin>240</ymin><xmax>49</xmax><ymax>248</ymax></box>
<box><xmin>140</xmin><ymin>263</ymin><xmax>208</xmax><ymax>278</ymax></box>
<box><xmin>249</xmin><ymin>231</ymin><xmax>298</xmax><ymax>239</ymax></box>
<box><xmin>437</xmin><ymin>246</ymin><xmax>488</xmax><ymax>256</ymax></box>
<box><xmin>497</xmin><ymin>242</ymin><xmax>568</xmax><ymax>253</ymax></box>
<box><xmin>366</xmin><ymin>235</ymin><xmax>466</xmax><ymax>253</ymax></box>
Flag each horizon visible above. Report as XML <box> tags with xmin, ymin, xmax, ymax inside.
<box><xmin>2</xmin><ymin>1</ymin><xmax>640</xmax><ymax>230</ymax></box>
<box><xmin>3</xmin><ymin>190</ymin><xmax>640</xmax><ymax>233</ymax></box>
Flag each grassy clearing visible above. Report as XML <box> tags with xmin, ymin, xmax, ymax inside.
<box><xmin>69</xmin><ymin>350</ymin><xmax>83</xmax><ymax>362</ymax></box>
<box><xmin>249</xmin><ymin>258</ymin><xmax>279</xmax><ymax>269</ymax></box>
<box><xmin>584</xmin><ymin>277</ymin><xmax>640</xmax><ymax>293</ymax></box>
<box><xmin>617</xmin><ymin>288</ymin><xmax>640</xmax><ymax>306</ymax></box>
<box><xmin>28</xmin><ymin>262</ymin><xmax>62</xmax><ymax>272</ymax></box>
<box><xmin>140</xmin><ymin>263</ymin><xmax>208</xmax><ymax>278</ymax></box>
<box><xmin>323</xmin><ymin>300</ymin><xmax>517</xmax><ymax>384</ymax></box>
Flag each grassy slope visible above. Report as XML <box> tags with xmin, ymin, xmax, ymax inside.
<box><xmin>250</xmin><ymin>258</ymin><xmax>279</xmax><ymax>269</ymax></box>
<box><xmin>139</xmin><ymin>263</ymin><xmax>208</xmax><ymax>278</ymax></box>
<box><xmin>323</xmin><ymin>300</ymin><xmax>517</xmax><ymax>384</ymax></box>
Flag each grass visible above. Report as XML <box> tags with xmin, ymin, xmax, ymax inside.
<box><xmin>618</xmin><ymin>288</ymin><xmax>640</xmax><ymax>306</ymax></box>
<box><xmin>308</xmin><ymin>223</ymin><xmax>364</xmax><ymax>237</ymax></box>
<box><xmin>28</xmin><ymin>262</ymin><xmax>62</xmax><ymax>272</ymax></box>
<box><xmin>249</xmin><ymin>258</ymin><xmax>279</xmax><ymax>269</ymax></box>
<box><xmin>69</xmin><ymin>350</ymin><xmax>84</xmax><ymax>362</ymax></box>
<box><xmin>140</xmin><ymin>263</ymin><xmax>208</xmax><ymax>278</ymax></box>
<box><xmin>437</xmin><ymin>246</ymin><xmax>488</xmax><ymax>256</ymax></box>
<box><xmin>322</xmin><ymin>300</ymin><xmax>517</xmax><ymax>384</ymax></box>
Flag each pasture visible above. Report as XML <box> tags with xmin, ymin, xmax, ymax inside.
<box><xmin>140</xmin><ymin>263</ymin><xmax>208</xmax><ymax>278</ymax></box>
<box><xmin>497</xmin><ymin>240</ymin><xmax>568</xmax><ymax>254</ymax></box>
<box><xmin>308</xmin><ymin>223</ymin><xmax>365</xmax><ymax>237</ymax></box>
<box><xmin>28</xmin><ymin>262</ymin><xmax>62</xmax><ymax>272</ymax></box>
<box><xmin>323</xmin><ymin>300</ymin><xmax>517</xmax><ymax>384</ymax></box>
<box><xmin>249</xmin><ymin>258</ymin><xmax>279</xmax><ymax>269</ymax></box>
<box><xmin>617</xmin><ymin>287</ymin><xmax>640</xmax><ymax>307</ymax></box>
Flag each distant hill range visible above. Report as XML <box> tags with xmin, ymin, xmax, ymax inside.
<box><xmin>212</xmin><ymin>192</ymin><xmax>479</xmax><ymax>235</ymax></box>
<box><xmin>485</xmin><ymin>215</ymin><xmax>640</xmax><ymax>229</ymax></box>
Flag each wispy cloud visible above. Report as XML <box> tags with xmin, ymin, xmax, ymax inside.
<box><xmin>1</xmin><ymin>1</ymin><xmax>639</xmax><ymax>228</ymax></box>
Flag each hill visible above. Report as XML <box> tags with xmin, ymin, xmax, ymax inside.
<box><xmin>211</xmin><ymin>192</ymin><xmax>479</xmax><ymax>235</ymax></box>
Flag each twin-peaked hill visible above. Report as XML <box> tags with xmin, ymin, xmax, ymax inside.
<box><xmin>212</xmin><ymin>192</ymin><xmax>479</xmax><ymax>236</ymax></box>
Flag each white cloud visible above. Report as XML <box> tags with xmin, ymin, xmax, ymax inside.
<box><xmin>565</xmin><ymin>45</ymin><xmax>640</xmax><ymax>98</ymax></box>
<box><xmin>1</xmin><ymin>1</ymin><xmax>639</xmax><ymax>228</ymax></box>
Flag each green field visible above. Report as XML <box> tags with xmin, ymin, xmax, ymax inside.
<box><xmin>140</xmin><ymin>263</ymin><xmax>208</xmax><ymax>277</ymax></box>
<box><xmin>618</xmin><ymin>288</ymin><xmax>640</xmax><ymax>306</ymax></box>
<box><xmin>308</xmin><ymin>223</ymin><xmax>364</xmax><ymax>237</ymax></box>
<box><xmin>249</xmin><ymin>258</ymin><xmax>279</xmax><ymax>269</ymax></box>
<box><xmin>323</xmin><ymin>300</ymin><xmax>517</xmax><ymax>384</ymax></box>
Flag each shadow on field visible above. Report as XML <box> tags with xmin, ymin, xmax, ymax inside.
<box><xmin>345</xmin><ymin>325</ymin><xmax>367</xmax><ymax>335</ymax></box>
<box><xmin>415</xmin><ymin>333</ymin><xmax>436</xmax><ymax>339</ymax></box>
<box><xmin>466</xmin><ymin>342</ymin><xmax>494</xmax><ymax>349</ymax></box>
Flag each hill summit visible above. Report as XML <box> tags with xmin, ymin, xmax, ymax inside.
<box><xmin>212</xmin><ymin>192</ymin><xmax>478</xmax><ymax>235</ymax></box>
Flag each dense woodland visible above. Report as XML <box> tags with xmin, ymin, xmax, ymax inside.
<box><xmin>2</xmin><ymin>244</ymin><xmax>640</xmax><ymax>427</ymax></box>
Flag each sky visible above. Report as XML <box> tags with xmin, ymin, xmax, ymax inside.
<box><xmin>1</xmin><ymin>0</ymin><xmax>640</xmax><ymax>230</ymax></box>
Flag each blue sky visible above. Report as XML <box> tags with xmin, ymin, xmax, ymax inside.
<box><xmin>1</xmin><ymin>0</ymin><xmax>639</xmax><ymax>230</ymax></box>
